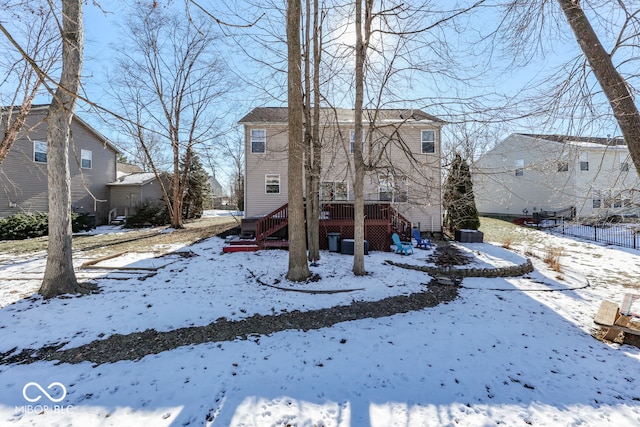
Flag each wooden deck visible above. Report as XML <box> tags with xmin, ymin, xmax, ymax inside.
<box><xmin>228</xmin><ymin>202</ymin><xmax>413</xmax><ymax>252</ymax></box>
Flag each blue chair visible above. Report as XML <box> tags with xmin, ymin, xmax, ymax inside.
<box><xmin>391</xmin><ymin>233</ymin><xmax>413</xmax><ymax>255</ymax></box>
<box><xmin>412</xmin><ymin>229</ymin><xmax>431</xmax><ymax>249</ymax></box>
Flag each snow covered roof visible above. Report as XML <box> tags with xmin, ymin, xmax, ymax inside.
<box><xmin>520</xmin><ymin>133</ymin><xmax>626</xmax><ymax>148</ymax></box>
<box><xmin>107</xmin><ymin>172</ymin><xmax>157</xmax><ymax>186</ymax></box>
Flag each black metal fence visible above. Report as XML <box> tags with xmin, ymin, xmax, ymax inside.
<box><xmin>552</xmin><ymin>221</ymin><xmax>640</xmax><ymax>249</ymax></box>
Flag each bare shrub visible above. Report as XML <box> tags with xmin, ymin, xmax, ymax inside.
<box><xmin>544</xmin><ymin>247</ymin><xmax>563</xmax><ymax>272</ymax></box>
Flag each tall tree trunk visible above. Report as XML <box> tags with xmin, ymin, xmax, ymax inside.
<box><xmin>352</xmin><ymin>0</ymin><xmax>370</xmax><ymax>276</ymax></box>
<box><xmin>557</xmin><ymin>0</ymin><xmax>640</xmax><ymax>174</ymax></box>
<box><xmin>287</xmin><ymin>0</ymin><xmax>311</xmax><ymax>281</ymax></box>
<box><xmin>304</xmin><ymin>0</ymin><xmax>322</xmax><ymax>263</ymax></box>
<box><xmin>39</xmin><ymin>0</ymin><xmax>83</xmax><ymax>298</ymax></box>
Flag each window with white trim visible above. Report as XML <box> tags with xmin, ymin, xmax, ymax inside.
<box><xmin>515</xmin><ymin>159</ymin><xmax>524</xmax><ymax>176</ymax></box>
<box><xmin>265</xmin><ymin>174</ymin><xmax>280</xmax><ymax>194</ymax></box>
<box><xmin>320</xmin><ymin>181</ymin><xmax>348</xmax><ymax>201</ymax></box>
<box><xmin>579</xmin><ymin>152</ymin><xmax>589</xmax><ymax>171</ymax></box>
<box><xmin>349</xmin><ymin>129</ymin><xmax>365</xmax><ymax>153</ymax></box>
<box><xmin>592</xmin><ymin>190</ymin><xmax>602</xmax><ymax>208</ymax></box>
<box><xmin>421</xmin><ymin>130</ymin><xmax>435</xmax><ymax>153</ymax></box>
<box><xmin>34</xmin><ymin>140</ymin><xmax>47</xmax><ymax>163</ymax></box>
<box><xmin>379</xmin><ymin>175</ymin><xmax>408</xmax><ymax>202</ymax></box>
<box><xmin>557</xmin><ymin>161</ymin><xmax>569</xmax><ymax>172</ymax></box>
<box><xmin>81</xmin><ymin>149</ymin><xmax>92</xmax><ymax>169</ymax></box>
<box><xmin>251</xmin><ymin>129</ymin><xmax>266</xmax><ymax>153</ymax></box>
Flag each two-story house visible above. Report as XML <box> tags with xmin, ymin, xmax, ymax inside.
<box><xmin>238</xmin><ymin>107</ymin><xmax>445</xmax><ymax>251</ymax></box>
<box><xmin>0</xmin><ymin>105</ymin><xmax>119</xmax><ymax>225</ymax></box>
<box><xmin>473</xmin><ymin>133</ymin><xmax>640</xmax><ymax>219</ymax></box>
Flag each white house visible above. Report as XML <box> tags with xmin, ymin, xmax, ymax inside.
<box><xmin>473</xmin><ymin>133</ymin><xmax>640</xmax><ymax>219</ymax></box>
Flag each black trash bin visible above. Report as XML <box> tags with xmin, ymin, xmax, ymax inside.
<box><xmin>327</xmin><ymin>232</ymin><xmax>341</xmax><ymax>252</ymax></box>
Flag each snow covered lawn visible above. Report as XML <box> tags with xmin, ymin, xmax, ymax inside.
<box><xmin>1</xmin><ymin>226</ymin><xmax>640</xmax><ymax>426</ymax></box>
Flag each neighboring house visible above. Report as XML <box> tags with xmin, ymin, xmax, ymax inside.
<box><xmin>237</xmin><ymin>107</ymin><xmax>444</xmax><ymax>249</ymax></box>
<box><xmin>473</xmin><ymin>133</ymin><xmax>640</xmax><ymax>219</ymax></box>
<box><xmin>107</xmin><ymin>169</ymin><xmax>166</xmax><ymax>223</ymax></box>
<box><xmin>0</xmin><ymin>105</ymin><xmax>119</xmax><ymax>224</ymax></box>
<box><xmin>209</xmin><ymin>174</ymin><xmax>226</xmax><ymax>208</ymax></box>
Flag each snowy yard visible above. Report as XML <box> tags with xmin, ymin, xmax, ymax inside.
<box><xmin>1</xmin><ymin>222</ymin><xmax>640</xmax><ymax>426</ymax></box>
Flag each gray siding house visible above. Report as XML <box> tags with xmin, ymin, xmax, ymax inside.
<box><xmin>0</xmin><ymin>105</ymin><xmax>119</xmax><ymax>224</ymax></box>
<box><xmin>107</xmin><ymin>171</ymin><xmax>166</xmax><ymax>222</ymax></box>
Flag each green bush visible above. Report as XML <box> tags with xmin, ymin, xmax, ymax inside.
<box><xmin>124</xmin><ymin>201</ymin><xmax>170</xmax><ymax>228</ymax></box>
<box><xmin>72</xmin><ymin>213</ymin><xmax>96</xmax><ymax>232</ymax></box>
<box><xmin>0</xmin><ymin>212</ymin><xmax>98</xmax><ymax>240</ymax></box>
<box><xmin>0</xmin><ymin>213</ymin><xmax>48</xmax><ymax>240</ymax></box>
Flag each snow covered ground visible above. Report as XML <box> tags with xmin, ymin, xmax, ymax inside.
<box><xmin>1</xmin><ymin>223</ymin><xmax>640</xmax><ymax>426</ymax></box>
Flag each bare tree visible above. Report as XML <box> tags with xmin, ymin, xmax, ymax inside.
<box><xmin>0</xmin><ymin>1</ymin><xmax>59</xmax><ymax>164</ymax></box>
<box><xmin>491</xmin><ymin>1</ymin><xmax>640</xmax><ymax>172</ymax></box>
<box><xmin>351</xmin><ymin>0</ymin><xmax>370</xmax><ymax>275</ymax></box>
<box><xmin>556</xmin><ymin>0</ymin><xmax>640</xmax><ymax>174</ymax></box>
<box><xmin>286</xmin><ymin>0</ymin><xmax>311</xmax><ymax>281</ymax></box>
<box><xmin>110</xmin><ymin>6</ymin><xmax>230</xmax><ymax>228</ymax></box>
<box><xmin>303</xmin><ymin>0</ymin><xmax>324</xmax><ymax>263</ymax></box>
<box><xmin>39</xmin><ymin>0</ymin><xmax>84</xmax><ymax>298</ymax></box>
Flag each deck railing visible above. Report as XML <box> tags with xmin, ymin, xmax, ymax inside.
<box><xmin>253</xmin><ymin>201</ymin><xmax>413</xmax><ymax>247</ymax></box>
<box><xmin>254</xmin><ymin>203</ymin><xmax>289</xmax><ymax>241</ymax></box>
<box><xmin>321</xmin><ymin>202</ymin><xmax>411</xmax><ymax>231</ymax></box>
<box><xmin>108</xmin><ymin>207</ymin><xmax>129</xmax><ymax>224</ymax></box>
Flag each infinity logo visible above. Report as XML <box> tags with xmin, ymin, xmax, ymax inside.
<box><xmin>22</xmin><ymin>382</ymin><xmax>67</xmax><ymax>403</ymax></box>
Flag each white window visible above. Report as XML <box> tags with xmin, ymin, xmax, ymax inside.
<box><xmin>265</xmin><ymin>174</ymin><xmax>280</xmax><ymax>194</ymax></box>
<box><xmin>515</xmin><ymin>159</ymin><xmax>524</xmax><ymax>176</ymax></box>
<box><xmin>320</xmin><ymin>181</ymin><xmax>348</xmax><ymax>201</ymax></box>
<box><xmin>580</xmin><ymin>153</ymin><xmax>589</xmax><ymax>171</ymax></box>
<box><xmin>251</xmin><ymin>129</ymin><xmax>266</xmax><ymax>153</ymax></box>
<box><xmin>379</xmin><ymin>175</ymin><xmax>408</xmax><ymax>202</ymax></box>
<box><xmin>81</xmin><ymin>149</ymin><xmax>92</xmax><ymax>169</ymax></box>
<box><xmin>557</xmin><ymin>161</ymin><xmax>569</xmax><ymax>172</ymax></box>
<box><xmin>421</xmin><ymin>130</ymin><xmax>435</xmax><ymax>154</ymax></box>
<box><xmin>592</xmin><ymin>190</ymin><xmax>602</xmax><ymax>209</ymax></box>
<box><xmin>34</xmin><ymin>140</ymin><xmax>47</xmax><ymax>163</ymax></box>
<box><xmin>349</xmin><ymin>129</ymin><xmax>365</xmax><ymax>153</ymax></box>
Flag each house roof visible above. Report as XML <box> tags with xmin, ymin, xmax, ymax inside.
<box><xmin>519</xmin><ymin>133</ymin><xmax>626</xmax><ymax>147</ymax></box>
<box><xmin>1</xmin><ymin>104</ymin><xmax>121</xmax><ymax>154</ymax></box>
<box><xmin>238</xmin><ymin>107</ymin><xmax>445</xmax><ymax>125</ymax></box>
<box><xmin>117</xmin><ymin>162</ymin><xmax>144</xmax><ymax>174</ymax></box>
<box><xmin>107</xmin><ymin>172</ymin><xmax>157</xmax><ymax>186</ymax></box>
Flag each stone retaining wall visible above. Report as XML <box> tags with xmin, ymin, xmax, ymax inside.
<box><xmin>386</xmin><ymin>259</ymin><xmax>534</xmax><ymax>278</ymax></box>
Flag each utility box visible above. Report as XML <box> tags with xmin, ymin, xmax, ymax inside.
<box><xmin>327</xmin><ymin>232</ymin><xmax>341</xmax><ymax>252</ymax></box>
<box><xmin>455</xmin><ymin>229</ymin><xmax>484</xmax><ymax>243</ymax></box>
<box><xmin>340</xmin><ymin>239</ymin><xmax>369</xmax><ymax>255</ymax></box>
